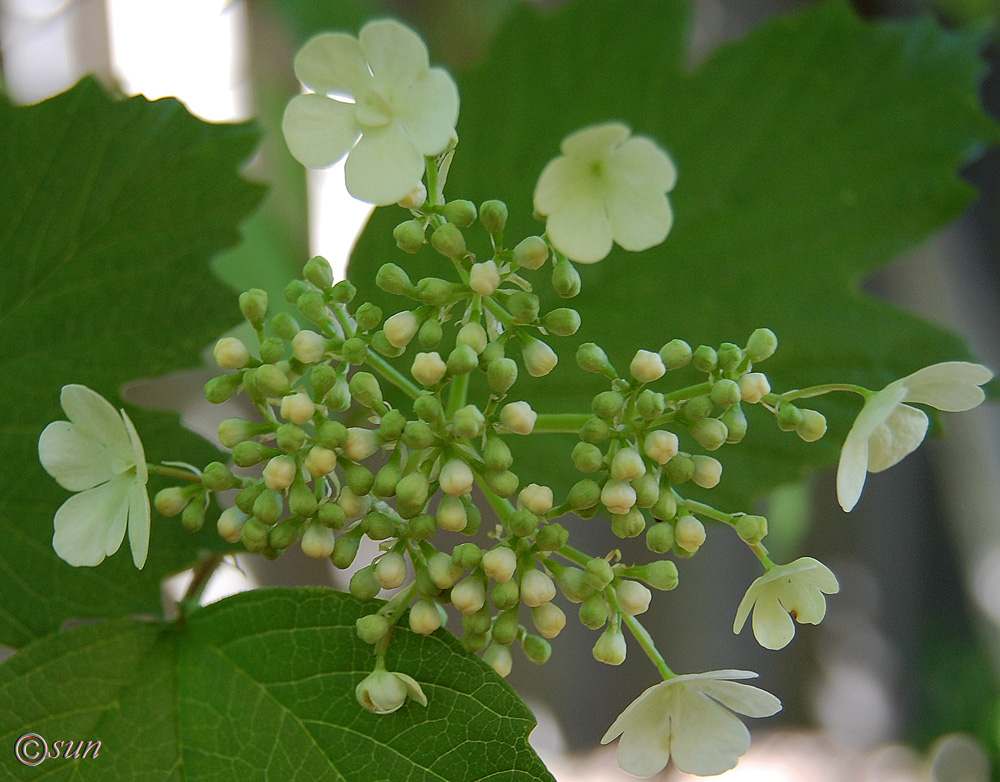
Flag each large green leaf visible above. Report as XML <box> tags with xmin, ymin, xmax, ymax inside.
<box><xmin>0</xmin><ymin>78</ymin><xmax>264</xmax><ymax>648</ymax></box>
<box><xmin>346</xmin><ymin>0</ymin><xmax>998</xmax><ymax>509</ymax></box>
<box><xmin>0</xmin><ymin>588</ymin><xmax>553</xmax><ymax>781</ymax></box>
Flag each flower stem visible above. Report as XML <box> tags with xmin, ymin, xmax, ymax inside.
<box><xmin>780</xmin><ymin>383</ymin><xmax>869</xmax><ymax>402</ymax></box>
<box><xmin>533</xmin><ymin>413</ymin><xmax>589</xmax><ymax>433</ymax></box>
<box><xmin>621</xmin><ymin>610</ymin><xmax>675</xmax><ymax>680</ymax></box>
<box><xmin>366</xmin><ymin>350</ymin><xmax>422</xmax><ymax>400</ymax></box>
<box><xmin>149</xmin><ymin>464</ymin><xmax>202</xmax><ymax>482</ymax></box>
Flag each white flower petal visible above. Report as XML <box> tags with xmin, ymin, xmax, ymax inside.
<box><xmin>394</xmin><ymin>672</ymin><xmax>427</xmax><ymax>707</ymax></box>
<box><xmin>561</xmin><ymin>122</ymin><xmax>630</xmax><ymax>161</ymax></box>
<box><xmin>752</xmin><ymin>594</ymin><xmax>796</xmax><ymax>650</ymax></box>
<box><xmin>52</xmin><ymin>479</ymin><xmax>129</xmax><ymax>567</ymax></box>
<box><xmin>732</xmin><ymin>582</ymin><xmax>760</xmax><ymax>634</ymax></box>
<box><xmin>120</xmin><ymin>409</ymin><xmax>147</xmax><ymax>485</ymax></box>
<box><xmin>902</xmin><ymin>361</ymin><xmax>992</xmax><ymax>412</ymax></box>
<box><xmin>778</xmin><ymin>581</ymin><xmax>827</xmax><ymax>625</ymax></box>
<box><xmin>836</xmin><ymin>423</ymin><xmax>870</xmax><ymax>512</ymax></box>
<box><xmin>534</xmin><ymin>156</ymin><xmax>587</xmax><ymax>216</ymax></box>
<box><xmin>127</xmin><ymin>480</ymin><xmax>150</xmax><ymax>569</ymax></box>
<box><xmin>60</xmin><ymin>384</ymin><xmax>131</xmax><ymax>456</ymax></box>
<box><xmin>796</xmin><ymin>558</ymin><xmax>840</xmax><ymax>594</ymax></box>
<box><xmin>606</xmin><ymin>183</ymin><xmax>673</xmax><ymax>252</ymax></box>
<box><xmin>38</xmin><ymin>420</ymin><xmax>114</xmax><ymax>492</ymax></box>
<box><xmin>283</xmin><ymin>93</ymin><xmax>360</xmax><ymax>170</ymax></box>
<box><xmin>670</xmin><ymin>689</ymin><xmax>751</xmax><ymax>776</ymax></box>
<box><xmin>344</xmin><ymin>122</ymin><xmax>424</xmax><ymax>205</ymax></box>
<box><xmin>360</xmin><ymin>19</ymin><xmax>429</xmax><ymax>88</ymax></box>
<box><xmin>609</xmin><ymin>135</ymin><xmax>677</xmax><ymax>192</ymax></box>
<box><xmin>394</xmin><ymin>68</ymin><xmax>459</xmax><ymax>155</ymax></box>
<box><xmin>294</xmin><ymin>32</ymin><xmax>370</xmax><ymax>96</ymax></box>
<box><xmin>615</xmin><ymin>707</ymin><xmax>672</xmax><ymax>777</ymax></box>
<box><xmin>700</xmin><ymin>680</ymin><xmax>782</xmax><ymax>719</ymax></box>
<box><xmin>867</xmin><ymin>404</ymin><xmax>928</xmax><ymax>473</ymax></box>
<box><xmin>545</xmin><ymin>192</ymin><xmax>614</xmax><ymax>263</ymax></box>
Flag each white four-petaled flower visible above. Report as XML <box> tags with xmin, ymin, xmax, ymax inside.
<box><xmin>38</xmin><ymin>384</ymin><xmax>150</xmax><ymax>569</ymax></box>
<box><xmin>837</xmin><ymin>361</ymin><xmax>992</xmax><ymax>512</ymax></box>
<box><xmin>534</xmin><ymin>122</ymin><xmax>676</xmax><ymax>264</ymax></box>
<box><xmin>601</xmin><ymin>669</ymin><xmax>781</xmax><ymax>777</ymax></box>
<box><xmin>282</xmin><ymin>19</ymin><xmax>459</xmax><ymax>206</ymax></box>
<box><xmin>733</xmin><ymin>557</ymin><xmax>839</xmax><ymax>650</ymax></box>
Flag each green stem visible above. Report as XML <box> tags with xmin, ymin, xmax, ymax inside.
<box><xmin>149</xmin><ymin>464</ymin><xmax>202</xmax><ymax>482</ymax></box>
<box><xmin>533</xmin><ymin>413</ymin><xmax>589</xmax><ymax>433</ymax></box>
<box><xmin>621</xmin><ymin>612</ymin><xmax>675</xmax><ymax>680</ymax></box>
<box><xmin>425</xmin><ymin>155</ymin><xmax>441</xmax><ymax>207</ymax></box>
<box><xmin>365</xmin><ymin>351</ymin><xmax>422</xmax><ymax>400</ymax></box>
<box><xmin>780</xmin><ymin>383</ymin><xmax>869</xmax><ymax>402</ymax></box>
<box><xmin>446</xmin><ymin>372</ymin><xmax>470</xmax><ymax>418</ymax></box>
<box><xmin>682</xmin><ymin>498</ymin><xmax>736</xmax><ymax>526</ymax></box>
<box><xmin>482</xmin><ymin>295</ymin><xmax>516</xmax><ymax>331</ymax></box>
<box><xmin>556</xmin><ymin>543</ymin><xmax>592</xmax><ymax>569</ymax></box>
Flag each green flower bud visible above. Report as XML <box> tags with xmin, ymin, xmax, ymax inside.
<box><xmin>593</xmin><ymin>628</ymin><xmax>626</xmax><ymax>666</ymax></box>
<box><xmin>447</xmin><ymin>344</ymin><xmax>479</xmax><ymax>376</ymax></box>
<box><xmin>296</xmin><ymin>291</ymin><xmax>327</xmax><ymax>324</ymax></box>
<box><xmin>330</xmin><ymin>279</ymin><xmax>356</xmax><ymax>304</ymax></box>
<box><xmin>303</xmin><ymin>255</ymin><xmax>333</xmax><ymax>289</ymax></box>
<box><xmin>395</xmin><ymin>472</ymin><xmax>430</xmax><ymax>517</ymax></box>
<box><xmin>479</xmin><ymin>199</ymin><xmax>508</xmax><ymax>235</ymax></box>
<box><xmin>234</xmin><ymin>481</ymin><xmax>265</xmax><ymax>514</ymax></box>
<box><xmin>239</xmin><ymin>288</ymin><xmax>268</xmax><ymax>325</ymax></box>
<box><xmin>402</xmin><ymin>420</ymin><xmax>436</xmax><ymax>449</ymax></box>
<box><xmin>461</xmin><ymin>631</ymin><xmax>490</xmax><ymax>653</ymax></box>
<box><xmin>202</xmin><ymin>461</ymin><xmax>239</xmax><ymax>492</ymax></box>
<box><xmin>453</xmin><ymin>404</ymin><xmax>486</xmax><ymax>439</ymax></box>
<box><xmin>552</xmin><ymin>257</ymin><xmax>581</xmax><ymax>298</ymax></box>
<box><xmin>349</xmin><ymin>371</ymin><xmax>383</xmax><ymax>410</ymax></box>
<box><xmin>536</xmin><ymin>523</ymin><xmax>569</xmax><ymax>552</ymax></box>
<box><xmin>633</xmin><ymin>473</ymin><xmax>661</xmax><ymax>508</ymax></box>
<box><xmin>710</xmin><ymin>379</ymin><xmax>742</xmax><ymax>409</ymax></box>
<box><xmin>427</xmin><ymin>552</ymin><xmax>462</xmax><ymax>590</ymax></box>
<box><xmin>485</xmin><ymin>469</ymin><xmax>519</xmax><ymax>498</ymax></box>
<box><xmin>204</xmin><ymin>373</ymin><xmax>243</xmax><ymax>404</ymax></box>
<box><xmin>452</xmin><ymin>576</ymin><xmax>487</xmax><ymax>615</ymax></box>
<box><xmin>585</xmin><ymin>558</ymin><xmax>615</xmax><ymax>591</ymax></box>
<box><xmin>354</xmin><ymin>302</ymin><xmax>383</xmax><ymax>332</ymax></box>
<box><xmin>721</xmin><ymin>404</ymin><xmax>748</xmax><ymax>444</ymax></box>
<box><xmin>635</xmin><ymin>389</ymin><xmax>666</xmax><ymax>419</ymax></box>
<box><xmin>717</xmin><ymin>342</ymin><xmax>744</xmax><ymax>373</ymax></box>
<box><xmin>430</xmin><ymin>223</ymin><xmax>467</xmax><ymax>259</ymax></box>
<box><xmin>469</xmin><ymin>260</ymin><xmax>500</xmax><ymax>296</ymax></box>
<box><xmin>689</xmin><ymin>418</ymin><xmax>728</xmax><ymax>451</ymax></box>
<box><xmin>436</xmin><ymin>494</ymin><xmax>467</xmax><ymax>532</ymax></box>
<box><xmin>592</xmin><ymin>390</ymin><xmax>625</xmax><ymax>420</ymax></box>
<box><xmin>796</xmin><ymin>409</ymin><xmax>828</xmax><ymax>442</ymax></box>
<box><xmin>508</xmin><ymin>291</ymin><xmax>540</xmax><ymax>324</ymax></box>
<box><xmin>232</xmin><ymin>440</ymin><xmax>280</xmax><ymax>468</ymax></box>
<box><xmin>240</xmin><ymin>517</ymin><xmax>270</xmax><ymax>552</ymax></box>
<box><xmin>344</xmin><ymin>462</ymin><xmax>375</xmax><ymax>496</ymax></box>
<box><xmin>275</xmin><ymin>422</ymin><xmax>307</xmax><ymax>453</ymax></box>
<box><xmin>532</xmin><ymin>602</ymin><xmax>566</xmax><ymax>639</ymax></box>
<box><xmin>263</xmin><ymin>454</ymin><xmax>297</xmax><ymax>491</ymax></box>
<box><xmin>746</xmin><ymin>327</ymin><xmax>778</xmax><ymax>363</ymax></box>
<box><xmin>463</xmin><ymin>604</ymin><xmax>493</xmax><ymax>636</ymax></box>
<box><xmin>456</xmin><ymin>322</ymin><xmax>488</xmax><ymax>354</ymax></box>
<box><xmin>776</xmin><ymin>403</ymin><xmax>803</xmax><ymax>432</ymax></box>
<box><xmin>374</xmin><ymin>551</ymin><xmax>407</xmax><ymax>590</ymax></box>
<box><xmin>406</xmin><ymin>513</ymin><xmax>436</xmax><ymax>540</ymax></box>
<box><xmin>691</xmin><ymin>455</ymin><xmax>722</xmax><ymax>488</ymax></box>
<box><xmin>252</xmin><ymin>488</ymin><xmax>283</xmax><ymax>526</ymax></box>
<box><xmin>155</xmin><ymin>486</ymin><xmax>189</xmax><ymax>517</ymax></box>
<box><xmin>692</xmin><ymin>344</ymin><xmax>718</xmax><ymax>373</ymax></box>
<box><xmin>283</xmin><ymin>280</ymin><xmax>309</xmax><ymax>305</ymax></box>
<box><xmin>579</xmin><ymin>594</ymin><xmax>609</xmax><ymax>630</ymax></box>
<box><xmin>217</xmin><ymin>506</ymin><xmax>248</xmax><ymax>543</ymax></box>
<box><xmin>482</xmin><ymin>546</ymin><xmax>517</xmax><ymax>584</ymax></box>
<box><xmin>491</xmin><ymin>606</ymin><xmax>520</xmax><ymax>643</ymax></box>
<box><xmin>376</xmin><ymin>262</ymin><xmax>416</xmax><ymax>295</ymax></box>
<box><xmin>484</xmin><ymin>436</ymin><xmax>514</xmax><ymax>471</ymax></box>
<box><xmin>735</xmin><ymin>514</ymin><xmax>768</xmax><ymax>544</ymax></box>
<box><xmin>413</xmin><ymin>392</ymin><xmax>443</xmax><ymax>423</ymax></box>
<box><xmin>408</xmin><ymin>598</ymin><xmax>442</xmax><ymax>635</ymax></box>
<box><xmin>393</xmin><ymin>219</ymin><xmax>426</xmax><ymax>253</ymax></box>
<box><xmin>659</xmin><ymin>338</ymin><xmax>692</xmax><ymax>370</ymax></box>
<box><xmin>480</xmin><ymin>341</ymin><xmax>504</xmax><ymax>365</ymax></box>
<box><xmin>308</xmin><ymin>364</ymin><xmax>337</xmax><ymax>398</ymax></box>
<box><xmin>418</xmin><ymin>317</ymin><xmax>443</xmax><ymax>348</ymax></box>
<box><xmin>681</xmin><ymin>395</ymin><xmax>713</xmax><ymax>422</ymax></box>
<box><xmin>675</xmin><ymin>515</ymin><xmax>706</xmax><ymax>553</ymax></box>
<box><xmin>664</xmin><ymin>454</ymin><xmax>695</xmax><ymax>484</ymax></box>
<box><xmin>214</xmin><ymin>337</ymin><xmax>251</xmax><ymax>370</ymax></box>
<box><xmin>337</xmin><ymin>486</ymin><xmax>371</xmax><ymax>519</ymax></box>
<box><xmin>452</xmin><ymin>542</ymin><xmax>482</xmax><ymax>571</ymax></box>
<box><xmin>487</xmin><ymin>357</ymin><xmax>518</xmax><ymax>395</ymax></box>
<box><xmin>324</xmin><ymin>377</ymin><xmax>352</xmax><ymax>412</ymax></box>
<box><xmin>356</xmin><ymin>614</ymin><xmax>390</xmax><ymax>644</ymax></box>
<box><xmin>316</xmin><ymin>420</ymin><xmax>348</xmax><ymax>450</ymax></box>
<box><xmin>332</xmin><ymin>524</ymin><xmax>363</xmax><ymax>568</ymax></box>
<box><xmin>650</xmin><ymin>490</ymin><xmax>677</xmax><ymax>522</ymax></box>
<box><xmin>541</xmin><ymin>307</ymin><xmax>581</xmax><ymax>336</ymax></box>
<box><xmin>509</xmin><ymin>509</ymin><xmax>540</xmax><ymax>537</ymax></box>
<box><xmin>269</xmin><ymin>519</ymin><xmax>300</xmax><ymax>551</ymax></box>
<box><xmin>610</xmin><ymin>448</ymin><xmax>645</xmax><ymax>481</ymax></box>
<box><xmin>644</xmin><ymin>560</ymin><xmax>680</xmax><ymax>591</ymax></box>
<box><xmin>377</xmin><ymin>410</ymin><xmax>406</xmax><ymax>443</ymax></box>
<box><xmin>612</xmin><ymin>508</ymin><xmax>646</xmax><ymax>539</ymax></box>
<box><xmin>443</xmin><ymin>199</ymin><xmax>477</xmax><ymax>227</ymax></box>
<box><xmin>513</xmin><ymin>235</ymin><xmax>549</xmax><ymax>270</ymax></box>
<box><xmin>571</xmin><ymin>442</ymin><xmax>604</xmax><ymax>473</ymax></box>
<box><xmin>579</xmin><ymin>416</ymin><xmax>611</xmax><ymax>444</ymax></box>
<box><xmin>646</xmin><ymin>521</ymin><xmax>675</xmax><ymax>553</ymax></box>
<box><xmin>492</xmin><ymin>579</ymin><xmax>520</xmax><ymax>613</ymax></box>
<box><xmin>341</xmin><ymin>336</ymin><xmax>368</xmax><ymax>365</ymax></box>
<box><xmin>576</xmin><ymin>342</ymin><xmax>612</xmax><ymax>374</ymax></box>
<box><xmin>317</xmin><ymin>500</ymin><xmax>346</xmax><ymax>529</ymax></box>
<box><xmin>568</xmin><ymin>478</ymin><xmax>601</xmax><ymax>509</ymax></box>
<box><xmin>555</xmin><ymin>568</ymin><xmax>592</xmax><ymax>603</ymax></box>
<box><xmin>372</xmin><ymin>462</ymin><xmax>401</xmax><ymax>497</ymax></box>
<box><xmin>521</xmin><ymin>634</ymin><xmax>552</xmax><ymax>665</ymax></box>
<box><xmin>363</xmin><ymin>511</ymin><xmax>395</xmax><ymax>541</ymax></box>
<box><xmin>254</xmin><ymin>363</ymin><xmax>290</xmax><ymax>396</ymax></box>
<box><xmin>411</xmin><ymin>352</ymin><xmax>447</xmax><ymax>386</ymax></box>
<box><xmin>350</xmin><ymin>565</ymin><xmax>381</xmax><ymax>601</ymax></box>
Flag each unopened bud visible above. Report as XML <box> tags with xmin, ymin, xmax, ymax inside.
<box><xmin>552</xmin><ymin>257</ymin><xmax>581</xmax><ymax>298</ymax></box>
<box><xmin>254</xmin><ymin>364</ymin><xmax>290</xmax><ymax>396</ymax></box>
<box><xmin>521</xmin><ymin>634</ymin><xmax>552</xmax><ymax>665</ymax></box>
<box><xmin>431</xmin><ymin>223</ymin><xmax>467</xmax><ymax>259</ymax></box>
<box><xmin>452</xmin><ymin>404</ymin><xmax>485</xmax><ymax>439</ymax></box>
<box><xmin>610</xmin><ymin>448</ymin><xmax>645</xmax><ymax>481</ymax></box>
<box><xmin>571</xmin><ymin>442</ymin><xmax>604</xmax><ymax>473</ymax></box>
<box><xmin>646</xmin><ymin>521</ymin><xmax>675</xmax><ymax>553</ymax></box>
<box><xmin>675</xmin><ymin>515</ymin><xmax>706</xmax><ymax>553</ymax></box>
<box><xmin>691</xmin><ymin>455</ymin><xmax>722</xmax><ymax>488</ymax></box>
<box><xmin>409</xmin><ymin>598</ymin><xmax>443</xmax><ymax>635</ymax></box>
<box><xmin>376</xmin><ymin>262</ymin><xmax>416</xmax><ymax>295</ymax></box>
<box><xmin>482</xmin><ymin>546</ymin><xmax>517</xmax><ymax>583</ymax></box>
<box><xmin>585</xmin><ymin>558</ymin><xmax>615</xmax><ymax>591</ymax></box>
<box><xmin>612</xmin><ymin>508</ymin><xmax>646</xmax><ymax>539</ymax></box>
<box><xmin>568</xmin><ymin>478</ymin><xmax>601</xmax><ymax>509</ymax></box>
<box><xmin>469</xmin><ymin>260</ymin><xmax>500</xmax><ymax>296</ymax></box>
<box><xmin>487</xmin><ymin>358</ymin><xmax>518</xmax><ymax>395</ymax></box>
<box><xmin>239</xmin><ymin>288</ymin><xmax>268</xmax><ymax>324</ymax></box>
<box><xmin>214</xmin><ymin>337</ymin><xmax>251</xmax><ymax>369</ymax></box>
<box><xmin>739</xmin><ymin>372</ymin><xmax>771</xmax><ymax>404</ymax></box>
<box><xmin>252</xmin><ymin>488</ymin><xmax>283</xmax><ymax>525</ymax></box>
<box><xmin>508</xmin><ymin>291</ymin><xmax>540</xmax><ymax>324</ymax></box>
<box><xmin>217</xmin><ymin>506</ymin><xmax>248</xmax><ymax>543</ymax></box>
<box><xmin>601</xmin><ymin>480</ymin><xmax>637</xmax><ymax>515</ymax></box>
<box><xmin>301</xmin><ymin>523</ymin><xmax>335</xmax><ymax>558</ymax></box>
<box><xmin>576</xmin><ymin>342</ymin><xmax>611</xmax><ymax>374</ymax></box>
<box><xmin>579</xmin><ymin>594</ymin><xmax>609</xmax><ymax>629</ymax></box>
<box><xmin>796</xmin><ymin>409</ymin><xmax>827</xmax><ymax>442</ymax></box>
<box><xmin>692</xmin><ymin>345</ymin><xmax>718</xmax><ymax>373</ymax></box>
<box><xmin>630</xmin><ymin>349</ymin><xmax>666</xmax><ymax>383</ymax></box>
<box><xmin>356</xmin><ymin>613</ymin><xmax>390</xmax><ymax>645</ymax></box>
<box><xmin>616</xmin><ymin>580</ymin><xmax>652</xmax><ymax>616</ymax></box>
<box><xmin>541</xmin><ymin>307</ymin><xmax>580</xmax><ymax>336</ymax></box>
<box><xmin>452</xmin><ymin>576</ymin><xmax>487</xmax><ymax>615</ymax></box>
<box><xmin>689</xmin><ymin>418</ymin><xmax>728</xmax><ymax>451</ymax></box>
<box><xmin>383</xmin><ymin>311</ymin><xmax>420</xmax><ymax>348</ymax></box>
<box><xmin>456</xmin><ymin>322</ymin><xmax>488</xmax><ymax>354</ymax></box>
<box><xmin>592</xmin><ymin>390</ymin><xmax>625</xmax><ymax>420</ymax></box>
<box><xmin>721</xmin><ymin>404</ymin><xmax>748</xmax><ymax>443</ymax></box>
<box><xmin>521</xmin><ymin>569</ymin><xmax>556</xmax><ymax>607</ymax></box>
<box><xmin>659</xmin><ymin>339</ymin><xmax>692</xmax><ymax>370</ymax></box>
<box><xmin>280</xmin><ymin>392</ymin><xmax>315</xmax><ymax>425</ymax></box>
<box><xmin>263</xmin><ymin>455</ymin><xmax>297</xmax><ymax>490</ymax></box>
<box><xmin>439</xmin><ymin>459</ymin><xmax>475</xmax><ymax>496</ymax></box>
<box><xmin>735</xmin><ymin>514</ymin><xmax>768</xmax><ymax>544</ymax></box>
<box><xmin>375</xmin><ymin>551</ymin><xmax>407</xmax><ymax>589</ymax></box>
<box><xmin>154</xmin><ymin>487</ymin><xmax>189</xmax><ymax>517</ymax></box>
<box><xmin>532</xmin><ymin>602</ymin><xmax>566</xmax><ymax>639</ymax></box>
<box><xmin>303</xmin><ymin>255</ymin><xmax>334</xmax><ymax>289</ymax></box>
<box><xmin>593</xmin><ymin>628</ymin><xmax>627</xmax><ymax>666</ymax></box>
<box><xmin>427</xmin><ymin>551</ymin><xmax>462</xmax><ymax>589</ymax></box>
<box><xmin>411</xmin><ymin>352</ymin><xmax>447</xmax><ymax>386</ymax></box>
<box><xmin>337</xmin><ymin>486</ymin><xmax>371</xmax><ymax>519</ymax></box>
<box><xmin>513</xmin><ymin>235</ymin><xmax>549</xmax><ymax>270</ymax></box>
<box><xmin>522</xmin><ymin>339</ymin><xmax>558</xmax><ymax>378</ymax></box>
<box><xmin>343</xmin><ymin>428</ymin><xmax>380</xmax><ymax>461</ymax></box>
<box><xmin>447</xmin><ymin>344</ymin><xmax>479</xmax><ymax>376</ymax></box>
<box><xmin>484</xmin><ymin>644</ymin><xmax>513</xmax><ymax>677</ymax></box>
<box><xmin>443</xmin><ymin>199</ymin><xmax>477</xmax><ymax>227</ymax></box>
<box><xmin>500</xmin><ymin>401</ymin><xmax>536</xmax><ymax>435</ymax></box>
<box><xmin>717</xmin><ymin>342</ymin><xmax>744</xmax><ymax>372</ymax></box>
<box><xmin>350</xmin><ymin>565</ymin><xmax>381</xmax><ymax>600</ymax></box>
<box><xmin>479</xmin><ymin>199</ymin><xmax>508</xmax><ymax>235</ymax></box>
<box><xmin>418</xmin><ymin>317</ymin><xmax>443</xmax><ymax>348</ymax></box>
<box><xmin>746</xmin><ymin>327</ymin><xmax>778</xmax><ymax>363</ymax></box>
<box><xmin>518</xmin><ymin>483</ymin><xmax>553</xmax><ymax>515</ymax></box>
<box><xmin>397</xmin><ymin>182</ymin><xmax>427</xmax><ymax>210</ymax></box>
<box><xmin>776</xmin><ymin>403</ymin><xmax>803</xmax><ymax>432</ymax></box>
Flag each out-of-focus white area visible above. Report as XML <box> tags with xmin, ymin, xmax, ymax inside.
<box><xmin>308</xmin><ymin>164</ymin><xmax>374</xmax><ymax>281</ymax></box>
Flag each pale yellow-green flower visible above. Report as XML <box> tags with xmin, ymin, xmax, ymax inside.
<box><xmin>837</xmin><ymin>361</ymin><xmax>992</xmax><ymax>512</ymax></box>
<box><xmin>355</xmin><ymin>667</ymin><xmax>427</xmax><ymax>714</ymax></box>
<box><xmin>601</xmin><ymin>670</ymin><xmax>781</xmax><ymax>777</ymax></box>
<box><xmin>38</xmin><ymin>384</ymin><xmax>150</xmax><ymax>569</ymax></box>
<box><xmin>282</xmin><ymin>19</ymin><xmax>459</xmax><ymax>205</ymax></box>
<box><xmin>534</xmin><ymin>122</ymin><xmax>676</xmax><ymax>263</ymax></box>
<box><xmin>733</xmin><ymin>557</ymin><xmax>839</xmax><ymax>650</ymax></box>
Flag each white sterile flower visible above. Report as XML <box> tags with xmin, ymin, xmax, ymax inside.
<box><xmin>356</xmin><ymin>668</ymin><xmax>427</xmax><ymax>715</ymax></box>
<box><xmin>602</xmin><ymin>670</ymin><xmax>781</xmax><ymax>778</ymax></box>
<box><xmin>283</xmin><ymin>19</ymin><xmax>460</xmax><ymax>206</ymax></box>
<box><xmin>733</xmin><ymin>557</ymin><xmax>839</xmax><ymax>651</ymax></box>
<box><xmin>837</xmin><ymin>361</ymin><xmax>992</xmax><ymax>512</ymax></box>
<box><xmin>38</xmin><ymin>384</ymin><xmax>150</xmax><ymax>569</ymax></box>
<box><xmin>534</xmin><ymin>122</ymin><xmax>676</xmax><ymax>263</ymax></box>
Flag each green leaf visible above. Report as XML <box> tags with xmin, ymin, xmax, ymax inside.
<box><xmin>347</xmin><ymin>0</ymin><xmax>998</xmax><ymax>508</ymax></box>
<box><xmin>0</xmin><ymin>78</ymin><xmax>264</xmax><ymax>648</ymax></box>
<box><xmin>0</xmin><ymin>588</ymin><xmax>554</xmax><ymax>781</ymax></box>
